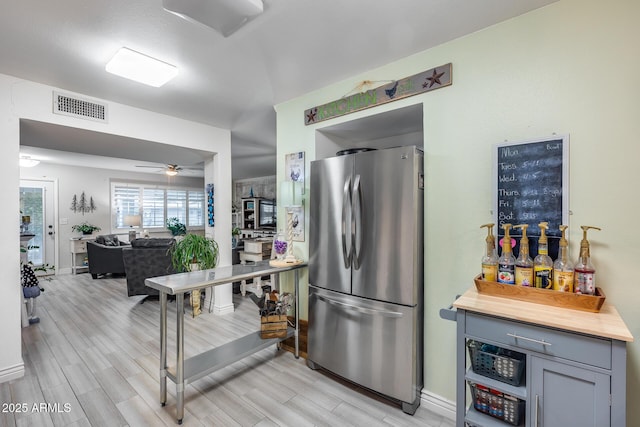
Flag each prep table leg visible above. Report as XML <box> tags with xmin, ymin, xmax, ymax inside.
<box><xmin>176</xmin><ymin>292</ymin><xmax>185</xmax><ymax>424</ymax></box>
<box><xmin>160</xmin><ymin>292</ymin><xmax>168</xmax><ymax>406</ymax></box>
<box><xmin>295</xmin><ymin>269</ymin><xmax>299</xmax><ymax>359</ymax></box>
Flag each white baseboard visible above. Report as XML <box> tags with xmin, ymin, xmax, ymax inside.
<box><xmin>421</xmin><ymin>389</ymin><xmax>456</xmax><ymax>421</ymax></box>
<box><xmin>0</xmin><ymin>362</ymin><xmax>25</xmax><ymax>384</ymax></box>
<box><xmin>58</xmin><ymin>267</ymin><xmax>72</xmax><ymax>275</ymax></box>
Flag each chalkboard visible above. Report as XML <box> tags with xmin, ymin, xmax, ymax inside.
<box><xmin>494</xmin><ymin>136</ymin><xmax>569</xmax><ymax>260</ymax></box>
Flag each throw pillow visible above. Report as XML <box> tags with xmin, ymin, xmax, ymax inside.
<box><xmin>98</xmin><ymin>234</ymin><xmax>119</xmax><ymax>246</ymax></box>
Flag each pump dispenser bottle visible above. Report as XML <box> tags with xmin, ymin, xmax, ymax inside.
<box><xmin>553</xmin><ymin>225</ymin><xmax>574</xmax><ymax>292</ymax></box>
<box><xmin>534</xmin><ymin>222</ymin><xmax>554</xmax><ymax>289</ymax></box>
<box><xmin>497</xmin><ymin>224</ymin><xmax>516</xmax><ymax>284</ymax></box>
<box><xmin>575</xmin><ymin>226</ymin><xmax>601</xmax><ymax>295</ymax></box>
<box><xmin>480</xmin><ymin>223</ymin><xmax>498</xmax><ymax>282</ymax></box>
<box><xmin>514</xmin><ymin>224</ymin><xmax>534</xmax><ymax>286</ymax></box>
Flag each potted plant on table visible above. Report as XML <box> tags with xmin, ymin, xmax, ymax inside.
<box><xmin>171</xmin><ymin>233</ymin><xmax>219</xmax><ymax>317</ymax></box>
<box><xmin>166</xmin><ymin>217</ymin><xmax>187</xmax><ymax>236</ymax></box>
<box><xmin>72</xmin><ymin>222</ymin><xmax>101</xmax><ymax>235</ymax></box>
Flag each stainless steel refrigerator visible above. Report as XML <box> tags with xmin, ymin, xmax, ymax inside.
<box><xmin>307</xmin><ymin>145</ymin><xmax>424</xmax><ymax>414</ymax></box>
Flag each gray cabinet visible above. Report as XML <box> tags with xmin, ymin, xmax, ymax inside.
<box><xmin>530</xmin><ymin>357</ymin><xmax>610</xmax><ymax>426</ymax></box>
<box><xmin>449</xmin><ymin>293</ymin><xmax>631</xmax><ymax>427</ymax></box>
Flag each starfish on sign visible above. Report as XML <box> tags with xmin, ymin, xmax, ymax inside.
<box><xmin>306</xmin><ymin>108</ymin><xmax>317</xmax><ymax>124</ymax></box>
<box><xmin>423</xmin><ymin>68</ymin><xmax>445</xmax><ymax>88</ymax></box>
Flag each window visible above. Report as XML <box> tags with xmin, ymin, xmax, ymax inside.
<box><xmin>112</xmin><ymin>182</ymin><xmax>205</xmax><ymax>231</ymax></box>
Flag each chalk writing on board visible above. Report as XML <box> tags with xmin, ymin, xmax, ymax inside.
<box><xmin>494</xmin><ymin>136</ymin><xmax>569</xmax><ymax>259</ymax></box>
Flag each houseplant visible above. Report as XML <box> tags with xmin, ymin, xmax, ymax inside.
<box><xmin>166</xmin><ymin>217</ymin><xmax>187</xmax><ymax>236</ymax></box>
<box><xmin>232</xmin><ymin>227</ymin><xmax>240</xmax><ymax>249</ymax></box>
<box><xmin>72</xmin><ymin>222</ymin><xmax>101</xmax><ymax>235</ymax></box>
<box><xmin>171</xmin><ymin>233</ymin><xmax>219</xmax><ymax>316</ymax></box>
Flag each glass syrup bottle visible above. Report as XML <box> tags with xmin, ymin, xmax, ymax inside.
<box><xmin>553</xmin><ymin>225</ymin><xmax>574</xmax><ymax>292</ymax></box>
<box><xmin>514</xmin><ymin>224</ymin><xmax>534</xmax><ymax>286</ymax></box>
<box><xmin>497</xmin><ymin>224</ymin><xmax>515</xmax><ymax>284</ymax></box>
<box><xmin>574</xmin><ymin>226</ymin><xmax>601</xmax><ymax>295</ymax></box>
<box><xmin>480</xmin><ymin>223</ymin><xmax>498</xmax><ymax>281</ymax></box>
<box><xmin>534</xmin><ymin>222</ymin><xmax>553</xmax><ymax>289</ymax></box>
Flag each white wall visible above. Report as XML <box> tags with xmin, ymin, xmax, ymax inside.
<box><xmin>1</xmin><ymin>75</ymin><xmax>232</xmax><ymax>383</ymax></box>
<box><xmin>20</xmin><ymin>162</ymin><xmax>203</xmax><ymax>272</ymax></box>
<box><xmin>275</xmin><ymin>0</ymin><xmax>640</xmax><ymax>422</ymax></box>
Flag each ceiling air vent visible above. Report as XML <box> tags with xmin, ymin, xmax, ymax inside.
<box><xmin>53</xmin><ymin>92</ymin><xmax>108</xmax><ymax>123</ymax></box>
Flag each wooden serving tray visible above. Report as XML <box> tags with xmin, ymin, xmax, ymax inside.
<box><xmin>474</xmin><ymin>275</ymin><xmax>606</xmax><ymax>312</ymax></box>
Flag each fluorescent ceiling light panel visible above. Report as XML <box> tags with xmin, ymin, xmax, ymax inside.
<box><xmin>163</xmin><ymin>0</ymin><xmax>263</xmax><ymax>37</ymax></box>
<box><xmin>106</xmin><ymin>48</ymin><xmax>178</xmax><ymax>87</ymax></box>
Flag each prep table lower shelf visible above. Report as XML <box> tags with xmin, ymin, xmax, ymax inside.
<box><xmin>165</xmin><ymin>328</ymin><xmax>294</xmax><ymax>384</ymax></box>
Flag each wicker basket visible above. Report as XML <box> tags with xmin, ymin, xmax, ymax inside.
<box><xmin>469</xmin><ymin>382</ymin><xmax>525</xmax><ymax>426</ymax></box>
<box><xmin>467</xmin><ymin>341</ymin><xmax>525</xmax><ymax>386</ymax></box>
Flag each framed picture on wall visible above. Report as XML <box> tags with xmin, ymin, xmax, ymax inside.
<box><xmin>289</xmin><ymin>206</ymin><xmax>304</xmax><ymax>242</ymax></box>
<box><xmin>285</xmin><ymin>152</ymin><xmax>305</xmax><ymax>186</ymax></box>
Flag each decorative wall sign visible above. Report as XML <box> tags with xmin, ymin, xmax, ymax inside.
<box><xmin>206</xmin><ymin>183</ymin><xmax>214</xmax><ymax>227</ymax></box>
<box><xmin>70</xmin><ymin>191</ymin><xmax>96</xmax><ymax>215</ymax></box>
<box><xmin>304</xmin><ymin>63</ymin><xmax>452</xmax><ymax>125</ymax></box>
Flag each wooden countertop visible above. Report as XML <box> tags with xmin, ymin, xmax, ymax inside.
<box><xmin>454</xmin><ymin>287</ymin><xmax>634</xmax><ymax>342</ymax></box>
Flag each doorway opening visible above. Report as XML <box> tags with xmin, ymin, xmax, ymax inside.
<box><xmin>20</xmin><ymin>179</ymin><xmax>56</xmax><ymax>271</ymax></box>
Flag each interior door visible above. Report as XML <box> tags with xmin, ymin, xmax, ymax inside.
<box><xmin>309</xmin><ymin>155</ymin><xmax>353</xmax><ymax>294</ymax></box>
<box><xmin>20</xmin><ymin>179</ymin><xmax>56</xmax><ymax>268</ymax></box>
<box><xmin>352</xmin><ymin>146</ymin><xmax>422</xmax><ymax>306</ymax></box>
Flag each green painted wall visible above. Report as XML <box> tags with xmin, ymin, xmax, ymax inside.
<box><xmin>275</xmin><ymin>0</ymin><xmax>640</xmax><ymax>421</ymax></box>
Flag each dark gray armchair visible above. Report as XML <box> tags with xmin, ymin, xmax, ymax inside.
<box><xmin>122</xmin><ymin>238</ymin><xmax>176</xmax><ymax>298</ymax></box>
<box><xmin>87</xmin><ymin>234</ymin><xmax>130</xmax><ymax>279</ymax></box>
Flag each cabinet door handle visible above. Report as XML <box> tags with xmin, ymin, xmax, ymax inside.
<box><xmin>534</xmin><ymin>394</ymin><xmax>539</xmax><ymax>427</ymax></box>
<box><xmin>506</xmin><ymin>332</ymin><xmax>552</xmax><ymax>346</ymax></box>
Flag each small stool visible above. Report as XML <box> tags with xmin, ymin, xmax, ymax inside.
<box><xmin>23</xmin><ymin>286</ymin><xmax>41</xmax><ymax>324</ymax></box>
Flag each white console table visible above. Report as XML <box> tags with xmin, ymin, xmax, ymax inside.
<box><xmin>145</xmin><ymin>260</ymin><xmax>307</xmax><ymax>425</ymax></box>
<box><xmin>70</xmin><ymin>237</ymin><xmax>94</xmax><ymax>274</ymax></box>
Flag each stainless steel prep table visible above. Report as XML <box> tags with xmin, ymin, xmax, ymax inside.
<box><xmin>145</xmin><ymin>260</ymin><xmax>307</xmax><ymax>425</ymax></box>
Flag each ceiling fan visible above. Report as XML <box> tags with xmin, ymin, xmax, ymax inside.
<box><xmin>135</xmin><ymin>163</ymin><xmax>200</xmax><ymax>176</ymax></box>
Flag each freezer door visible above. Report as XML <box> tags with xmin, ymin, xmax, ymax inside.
<box><xmin>309</xmin><ymin>155</ymin><xmax>354</xmax><ymax>294</ymax></box>
<box><xmin>308</xmin><ymin>285</ymin><xmax>423</xmax><ymax>405</ymax></box>
<box><xmin>352</xmin><ymin>146</ymin><xmax>424</xmax><ymax>306</ymax></box>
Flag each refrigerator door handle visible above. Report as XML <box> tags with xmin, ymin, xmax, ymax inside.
<box><xmin>352</xmin><ymin>174</ymin><xmax>363</xmax><ymax>270</ymax></box>
<box><xmin>315</xmin><ymin>293</ymin><xmax>403</xmax><ymax>318</ymax></box>
<box><xmin>341</xmin><ymin>176</ymin><xmax>352</xmax><ymax>268</ymax></box>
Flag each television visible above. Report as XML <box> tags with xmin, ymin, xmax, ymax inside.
<box><xmin>258</xmin><ymin>199</ymin><xmax>276</xmax><ymax>229</ymax></box>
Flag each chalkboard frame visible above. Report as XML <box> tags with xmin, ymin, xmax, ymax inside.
<box><xmin>493</xmin><ymin>135</ymin><xmax>570</xmax><ymax>259</ymax></box>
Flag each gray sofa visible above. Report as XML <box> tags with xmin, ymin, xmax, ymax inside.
<box><xmin>87</xmin><ymin>234</ymin><xmax>130</xmax><ymax>279</ymax></box>
<box><xmin>122</xmin><ymin>238</ymin><xmax>176</xmax><ymax>298</ymax></box>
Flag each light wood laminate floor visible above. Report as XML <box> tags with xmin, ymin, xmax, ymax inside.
<box><xmin>1</xmin><ymin>273</ymin><xmax>454</xmax><ymax>427</ymax></box>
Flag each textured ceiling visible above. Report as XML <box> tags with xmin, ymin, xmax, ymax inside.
<box><xmin>2</xmin><ymin>0</ymin><xmax>557</xmax><ymax>179</ymax></box>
